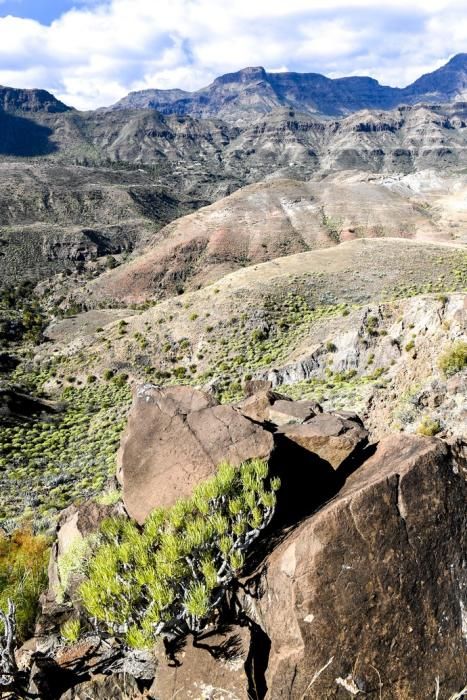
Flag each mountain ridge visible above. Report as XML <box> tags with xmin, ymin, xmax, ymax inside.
<box><xmin>108</xmin><ymin>53</ymin><xmax>467</xmax><ymax>122</ymax></box>
<box><xmin>0</xmin><ymin>85</ymin><xmax>71</xmax><ymax>113</ymax></box>
<box><xmin>1</xmin><ymin>53</ymin><xmax>466</xmax><ymax>122</ymax></box>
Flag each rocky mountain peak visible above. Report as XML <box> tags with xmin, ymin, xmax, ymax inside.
<box><xmin>108</xmin><ymin>55</ymin><xmax>467</xmax><ymax>122</ymax></box>
<box><xmin>405</xmin><ymin>52</ymin><xmax>467</xmax><ymax>101</ymax></box>
<box><xmin>0</xmin><ymin>86</ymin><xmax>71</xmax><ymax>113</ymax></box>
<box><xmin>446</xmin><ymin>52</ymin><xmax>467</xmax><ymax>67</ymax></box>
<box><xmin>212</xmin><ymin>65</ymin><xmax>268</xmax><ymax>85</ymax></box>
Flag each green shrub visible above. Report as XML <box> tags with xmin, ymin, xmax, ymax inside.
<box><xmin>112</xmin><ymin>373</ymin><xmax>128</xmax><ymax>388</ymax></box>
<box><xmin>106</xmin><ymin>256</ymin><xmax>118</xmax><ymax>270</ymax></box>
<box><xmin>251</xmin><ymin>328</ymin><xmax>268</xmax><ymax>343</ymax></box>
<box><xmin>173</xmin><ymin>366</ymin><xmax>187</xmax><ymax>379</ymax></box>
<box><xmin>81</xmin><ymin>459</ymin><xmax>280</xmax><ymax>648</ymax></box>
<box><xmin>405</xmin><ymin>340</ymin><xmax>415</xmax><ymax>352</ymax></box>
<box><xmin>61</xmin><ymin>617</ymin><xmax>81</xmax><ymax>644</ymax></box>
<box><xmin>0</xmin><ymin>528</ymin><xmax>49</xmax><ymax>641</ymax></box>
<box><xmin>95</xmin><ymin>489</ymin><xmax>121</xmax><ymax>506</ymax></box>
<box><xmin>416</xmin><ymin>416</ymin><xmax>442</xmax><ymax>436</ymax></box>
<box><xmin>365</xmin><ymin>315</ymin><xmax>379</xmax><ymax>336</ymax></box>
<box><xmin>102</xmin><ymin>369</ymin><xmax>114</xmax><ymax>381</ymax></box>
<box><xmin>325</xmin><ymin>341</ymin><xmax>337</xmax><ymax>353</ymax></box>
<box><xmin>438</xmin><ymin>341</ymin><xmax>467</xmax><ymax>377</ymax></box>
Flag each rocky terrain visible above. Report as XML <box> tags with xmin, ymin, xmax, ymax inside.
<box><xmin>6</xmin><ymin>385</ymin><xmax>467</xmax><ymax>699</ymax></box>
<box><xmin>0</xmin><ymin>162</ymin><xmax>208</xmax><ymax>288</ymax></box>
<box><xmin>109</xmin><ymin>54</ymin><xmax>467</xmax><ymax>122</ymax></box>
<box><xmin>0</xmin><ymin>58</ymin><xmax>466</xmax><ymax>700</ymax></box>
<box><xmin>75</xmin><ymin>170</ymin><xmax>466</xmax><ymax>306</ymax></box>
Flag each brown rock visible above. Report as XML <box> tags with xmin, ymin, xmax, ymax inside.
<box><xmin>277</xmin><ymin>412</ymin><xmax>368</xmax><ymax>469</ymax></box>
<box><xmin>116</xmin><ymin>384</ymin><xmax>218</xmax><ymax>484</ymax></box>
<box><xmin>150</xmin><ymin>626</ymin><xmax>250</xmax><ymax>699</ymax></box>
<box><xmin>119</xmin><ymin>385</ymin><xmax>274</xmax><ymax>523</ymax></box>
<box><xmin>267</xmin><ymin>399</ymin><xmax>322</xmax><ymax>426</ymax></box>
<box><xmin>59</xmin><ymin>675</ymin><xmax>143</xmax><ymax>700</ymax></box>
<box><xmin>247</xmin><ymin>435</ymin><xmax>467</xmax><ymax>698</ymax></box>
<box><xmin>243</xmin><ymin>379</ymin><xmax>273</xmax><ymax>396</ymax></box>
<box><xmin>235</xmin><ymin>389</ymin><xmax>289</xmax><ymax>423</ymax></box>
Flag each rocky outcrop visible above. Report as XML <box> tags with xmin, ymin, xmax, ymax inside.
<box><xmin>267</xmin><ymin>399</ymin><xmax>322</xmax><ymax>426</ymax></box>
<box><xmin>16</xmin><ymin>389</ymin><xmax>467</xmax><ymax>699</ymax></box>
<box><xmin>276</xmin><ymin>411</ymin><xmax>368</xmax><ymax>470</ymax></box>
<box><xmin>26</xmin><ymin>637</ymin><xmax>154</xmax><ymax>699</ymax></box>
<box><xmin>245</xmin><ymin>434</ymin><xmax>467</xmax><ymax>698</ymax></box>
<box><xmin>235</xmin><ymin>388</ymin><xmax>291</xmax><ymax>423</ymax></box>
<box><xmin>0</xmin><ymin>86</ymin><xmax>71</xmax><ymax>113</ymax></box>
<box><xmin>236</xmin><ymin>389</ymin><xmax>322</xmax><ymax>426</ymax></box>
<box><xmin>118</xmin><ymin>385</ymin><xmax>275</xmax><ymax>523</ymax></box>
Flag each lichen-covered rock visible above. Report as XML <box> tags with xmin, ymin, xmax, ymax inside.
<box><xmin>119</xmin><ymin>385</ymin><xmax>275</xmax><ymax>523</ymax></box>
<box><xmin>245</xmin><ymin>434</ymin><xmax>467</xmax><ymax>699</ymax></box>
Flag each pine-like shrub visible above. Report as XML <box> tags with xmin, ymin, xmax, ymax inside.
<box><xmin>80</xmin><ymin>459</ymin><xmax>280</xmax><ymax>647</ymax></box>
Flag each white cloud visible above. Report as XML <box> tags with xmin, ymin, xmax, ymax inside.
<box><xmin>0</xmin><ymin>0</ymin><xmax>465</xmax><ymax>109</ymax></box>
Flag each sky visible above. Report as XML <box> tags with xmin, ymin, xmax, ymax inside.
<box><xmin>0</xmin><ymin>0</ymin><xmax>465</xmax><ymax>110</ymax></box>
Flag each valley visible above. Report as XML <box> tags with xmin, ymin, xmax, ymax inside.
<box><xmin>0</xmin><ymin>55</ymin><xmax>466</xmax><ymax>700</ymax></box>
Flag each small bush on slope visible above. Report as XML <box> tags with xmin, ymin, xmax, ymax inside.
<box><xmin>0</xmin><ymin>528</ymin><xmax>49</xmax><ymax>641</ymax></box>
<box><xmin>81</xmin><ymin>459</ymin><xmax>280</xmax><ymax>648</ymax></box>
<box><xmin>438</xmin><ymin>340</ymin><xmax>467</xmax><ymax>377</ymax></box>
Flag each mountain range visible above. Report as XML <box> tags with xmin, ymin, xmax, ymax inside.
<box><xmin>0</xmin><ymin>53</ymin><xmax>467</xmax><ymax>123</ymax></box>
<box><xmin>109</xmin><ymin>53</ymin><xmax>467</xmax><ymax>122</ymax></box>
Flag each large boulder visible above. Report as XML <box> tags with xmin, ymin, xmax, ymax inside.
<box><xmin>246</xmin><ymin>434</ymin><xmax>467</xmax><ymax>699</ymax></box>
<box><xmin>118</xmin><ymin>385</ymin><xmax>275</xmax><ymax>523</ymax></box>
<box><xmin>276</xmin><ymin>411</ymin><xmax>368</xmax><ymax>469</ymax></box>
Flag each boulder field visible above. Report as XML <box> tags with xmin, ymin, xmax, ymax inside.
<box><xmin>24</xmin><ymin>385</ymin><xmax>466</xmax><ymax>699</ymax></box>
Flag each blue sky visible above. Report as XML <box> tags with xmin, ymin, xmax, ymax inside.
<box><xmin>0</xmin><ymin>0</ymin><xmax>465</xmax><ymax>109</ymax></box>
<box><xmin>0</xmin><ymin>0</ymin><xmax>101</xmax><ymax>24</ymax></box>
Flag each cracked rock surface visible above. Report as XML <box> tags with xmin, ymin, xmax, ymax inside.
<box><xmin>246</xmin><ymin>434</ymin><xmax>467</xmax><ymax>699</ymax></box>
<box><xmin>118</xmin><ymin>385</ymin><xmax>274</xmax><ymax>523</ymax></box>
